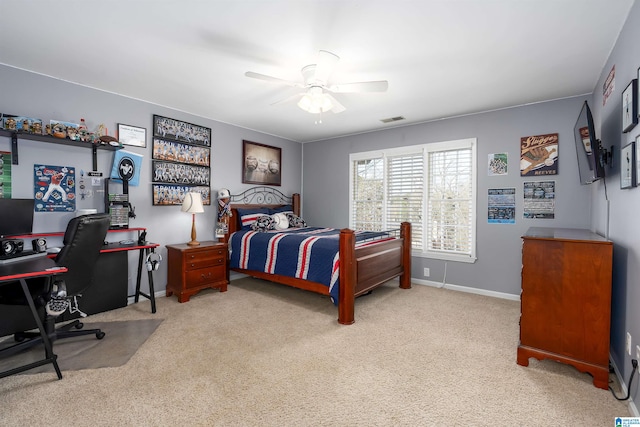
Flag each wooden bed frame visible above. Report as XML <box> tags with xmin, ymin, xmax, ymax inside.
<box><xmin>220</xmin><ymin>187</ymin><xmax>412</xmax><ymax>325</ymax></box>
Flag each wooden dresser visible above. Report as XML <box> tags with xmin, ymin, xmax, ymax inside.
<box><xmin>517</xmin><ymin>227</ymin><xmax>613</xmax><ymax>389</ymax></box>
<box><xmin>166</xmin><ymin>241</ymin><xmax>228</xmax><ymax>303</ymax></box>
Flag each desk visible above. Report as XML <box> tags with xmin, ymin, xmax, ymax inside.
<box><xmin>0</xmin><ymin>257</ymin><xmax>67</xmax><ymax>379</ymax></box>
<box><xmin>0</xmin><ymin>241</ymin><xmax>160</xmax><ymax>337</ymax></box>
<box><xmin>100</xmin><ymin>241</ymin><xmax>160</xmax><ymax>313</ymax></box>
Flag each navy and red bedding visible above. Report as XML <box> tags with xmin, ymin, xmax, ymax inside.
<box><xmin>229</xmin><ymin>227</ymin><xmax>394</xmax><ymax>303</ymax></box>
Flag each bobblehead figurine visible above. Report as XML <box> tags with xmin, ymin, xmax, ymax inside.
<box><xmin>216</xmin><ymin>188</ymin><xmax>232</xmax><ymax>238</ymax></box>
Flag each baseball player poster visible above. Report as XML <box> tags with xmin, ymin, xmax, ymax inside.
<box><xmin>34</xmin><ymin>164</ymin><xmax>76</xmax><ymax>212</ymax></box>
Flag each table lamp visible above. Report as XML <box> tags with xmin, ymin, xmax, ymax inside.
<box><xmin>181</xmin><ymin>192</ymin><xmax>205</xmax><ymax>246</ymax></box>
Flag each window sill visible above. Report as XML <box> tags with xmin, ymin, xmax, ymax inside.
<box><xmin>411</xmin><ymin>250</ymin><xmax>477</xmax><ymax>264</ymax></box>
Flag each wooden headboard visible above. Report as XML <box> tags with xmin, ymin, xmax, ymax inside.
<box><xmin>220</xmin><ymin>186</ymin><xmax>300</xmax><ymax>241</ymax></box>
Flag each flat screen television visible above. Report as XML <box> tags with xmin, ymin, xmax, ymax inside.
<box><xmin>0</xmin><ymin>198</ymin><xmax>35</xmax><ymax>238</ymax></box>
<box><xmin>574</xmin><ymin>100</ymin><xmax>605</xmax><ymax>184</ymax></box>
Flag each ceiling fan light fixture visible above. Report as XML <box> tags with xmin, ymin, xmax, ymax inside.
<box><xmin>297</xmin><ymin>87</ymin><xmax>333</xmax><ymax>114</ymax></box>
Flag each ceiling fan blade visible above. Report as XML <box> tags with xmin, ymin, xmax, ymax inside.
<box><xmin>245</xmin><ymin>71</ymin><xmax>302</xmax><ymax>87</ymax></box>
<box><xmin>328</xmin><ymin>80</ymin><xmax>389</xmax><ymax>93</ymax></box>
<box><xmin>270</xmin><ymin>92</ymin><xmax>304</xmax><ymax>106</ymax></box>
<box><xmin>313</xmin><ymin>50</ymin><xmax>339</xmax><ymax>85</ymax></box>
<box><xmin>325</xmin><ymin>93</ymin><xmax>346</xmax><ymax>114</ymax></box>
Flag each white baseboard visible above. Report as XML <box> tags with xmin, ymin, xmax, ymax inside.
<box><xmin>411</xmin><ymin>277</ymin><xmax>520</xmax><ymax>301</ymax></box>
<box><xmin>609</xmin><ymin>356</ymin><xmax>640</xmax><ymax>416</ymax></box>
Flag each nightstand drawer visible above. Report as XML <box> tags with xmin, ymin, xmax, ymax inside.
<box><xmin>186</xmin><ymin>265</ymin><xmax>225</xmax><ymax>288</ymax></box>
<box><xmin>185</xmin><ymin>248</ymin><xmax>225</xmax><ymax>263</ymax></box>
<box><xmin>186</xmin><ymin>255</ymin><xmax>225</xmax><ymax>271</ymax></box>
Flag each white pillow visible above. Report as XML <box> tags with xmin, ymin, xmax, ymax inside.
<box><xmin>271</xmin><ymin>212</ymin><xmax>289</xmax><ymax>230</ymax></box>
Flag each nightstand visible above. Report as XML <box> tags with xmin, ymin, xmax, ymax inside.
<box><xmin>165</xmin><ymin>241</ymin><xmax>228</xmax><ymax>302</ymax></box>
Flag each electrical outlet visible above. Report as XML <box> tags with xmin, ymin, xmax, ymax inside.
<box><xmin>423</xmin><ymin>268</ymin><xmax>430</xmax><ymax>277</ymax></box>
<box><xmin>636</xmin><ymin>345</ymin><xmax>640</xmax><ymax>365</ymax></box>
<box><xmin>627</xmin><ymin>332</ymin><xmax>632</xmax><ymax>356</ymax></box>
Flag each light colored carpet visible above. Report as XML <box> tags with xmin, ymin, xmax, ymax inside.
<box><xmin>0</xmin><ymin>319</ymin><xmax>163</xmax><ymax>374</ymax></box>
<box><xmin>0</xmin><ymin>277</ymin><xmax>631</xmax><ymax>426</ymax></box>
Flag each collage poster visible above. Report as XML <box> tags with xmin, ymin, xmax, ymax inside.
<box><xmin>488</xmin><ymin>188</ymin><xmax>515</xmax><ymax>224</ymax></box>
<box><xmin>0</xmin><ymin>151</ymin><xmax>11</xmax><ymax>198</ymax></box>
<box><xmin>523</xmin><ymin>181</ymin><xmax>555</xmax><ymax>219</ymax></box>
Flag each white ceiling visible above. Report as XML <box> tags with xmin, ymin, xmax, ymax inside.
<box><xmin>0</xmin><ymin>0</ymin><xmax>634</xmax><ymax>143</ymax></box>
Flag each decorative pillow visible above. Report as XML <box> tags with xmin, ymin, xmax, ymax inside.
<box><xmin>272</xmin><ymin>212</ymin><xmax>290</xmax><ymax>231</ymax></box>
<box><xmin>286</xmin><ymin>213</ymin><xmax>307</xmax><ymax>228</ymax></box>
<box><xmin>250</xmin><ymin>215</ymin><xmax>276</xmax><ymax>232</ymax></box>
<box><xmin>269</xmin><ymin>205</ymin><xmax>293</xmax><ymax>215</ymax></box>
<box><xmin>237</xmin><ymin>207</ymin><xmax>270</xmax><ymax>229</ymax></box>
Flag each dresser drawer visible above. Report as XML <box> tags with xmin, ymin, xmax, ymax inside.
<box><xmin>185</xmin><ymin>265</ymin><xmax>226</xmax><ymax>288</ymax></box>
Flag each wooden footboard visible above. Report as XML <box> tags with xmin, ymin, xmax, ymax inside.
<box><xmin>338</xmin><ymin>222</ymin><xmax>411</xmax><ymax>324</ymax></box>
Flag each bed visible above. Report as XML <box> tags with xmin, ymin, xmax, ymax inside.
<box><xmin>220</xmin><ymin>186</ymin><xmax>412</xmax><ymax>325</ymax></box>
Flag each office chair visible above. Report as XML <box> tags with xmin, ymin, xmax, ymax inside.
<box><xmin>0</xmin><ymin>213</ymin><xmax>110</xmax><ymax>355</ymax></box>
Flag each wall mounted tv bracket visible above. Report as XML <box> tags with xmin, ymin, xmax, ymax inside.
<box><xmin>598</xmin><ymin>140</ymin><xmax>613</xmax><ymax>168</ymax></box>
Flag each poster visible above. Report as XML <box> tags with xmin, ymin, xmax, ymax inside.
<box><xmin>603</xmin><ymin>65</ymin><xmax>615</xmax><ymax>107</ymax></box>
<box><xmin>488</xmin><ymin>153</ymin><xmax>508</xmax><ymax>176</ymax></box>
<box><xmin>34</xmin><ymin>164</ymin><xmax>76</xmax><ymax>212</ymax></box>
<box><xmin>0</xmin><ymin>151</ymin><xmax>11</xmax><ymax>198</ymax></box>
<box><xmin>520</xmin><ymin>133</ymin><xmax>558</xmax><ymax>177</ymax></box>
<box><xmin>523</xmin><ymin>181</ymin><xmax>555</xmax><ymax>219</ymax></box>
<box><xmin>488</xmin><ymin>188</ymin><xmax>515</xmax><ymax>224</ymax></box>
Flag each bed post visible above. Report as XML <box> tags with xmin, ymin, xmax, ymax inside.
<box><xmin>338</xmin><ymin>228</ymin><xmax>356</xmax><ymax>325</ymax></box>
<box><xmin>399</xmin><ymin>222</ymin><xmax>412</xmax><ymax>289</ymax></box>
<box><xmin>292</xmin><ymin>193</ymin><xmax>301</xmax><ymax>217</ymax></box>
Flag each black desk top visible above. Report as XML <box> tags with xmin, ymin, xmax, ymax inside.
<box><xmin>100</xmin><ymin>242</ymin><xmax>160</xmax><ymax>253</ymax></box>
<box><xmin>0</xmin><ymin>257</ymin><xmax>67</xmax><ymax>283</ymax></box>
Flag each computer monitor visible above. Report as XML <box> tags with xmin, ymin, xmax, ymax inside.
<box><xmin>0</xmin><ymin>198</ymin><xmax>35</xmax><ymax>238</ymax></box>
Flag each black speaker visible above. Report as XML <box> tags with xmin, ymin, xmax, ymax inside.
<box><xmin>1</xmin><ymin>239</ymin><xmax>24</xmax><ymax>256</ymax></box>
<box><xmin>32</xmin><ymin>237</ymin><xmax>47</xmax><ymax>253</ymax></box>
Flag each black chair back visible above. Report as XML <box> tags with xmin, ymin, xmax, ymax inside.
<box><xmin>54</xmin><ymin>214</ymin><xmax>110</xmax><ymax>296</ymax></box>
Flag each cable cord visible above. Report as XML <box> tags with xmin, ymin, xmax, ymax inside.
<box><xmin>610</xmin><ymin>359</ymin><xmax>637</xmax><ymax>401</ymax></box>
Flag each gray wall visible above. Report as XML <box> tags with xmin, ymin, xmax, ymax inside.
<box><xmin>0</xmin><ymin>64</ymin><xmax>302</xmax><ymax>296</ymax></box>
<box><xmin>303</xmin><ymin>96</ymin><xmax>594</xmax><ymax>297</ymax></box>
<box><xmin>591</xmin><ymin>0</ymin><xmax>640</xmax><ymax>403</ymax></box>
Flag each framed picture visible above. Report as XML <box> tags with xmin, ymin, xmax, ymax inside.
<box><xmin>242</xmin><ymin>140</ymin><xmax>281</xmax><ymax>186</ymax></box>
<box><xmin>152</xmin><ymin>160</ymin><xmax>210</xmax><ymax>186</ymax></box>
<box><xmin>621</xmin><ymin>141</ymin><xmax>636</xmax><ymax>189</ymax></box>
<box><xmin>152</xmin><ymin>137</ymin><xmax>210</xmax><ymax>167</ymax></box>
<box><xmin>152</xmin><ymin>184</ymin><xmax>211</xmax><ymax>206</ymax></box>
<box><xmin>152</xmin><ymin>115</ymin><xmax>211</xmax><ymax>146</ymax></box>
<box><xmin>636</xmin><ymin>135</ymin><xmax>640</xmax><ymax>188</ymax></box>
<box><xmin>117</xmin><ymin>123</ymin><xmax>147</xmax><ymax>148</ymax></box>
<box><xmin>622</xmin><ymin>79</ymin><xmax>638</xmax><ymax>133</ymax></box>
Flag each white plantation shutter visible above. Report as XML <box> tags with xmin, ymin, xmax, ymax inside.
<box><xmin>350</xmin><ymin>138</ymin><xmax>476</xmax><ymax>262</ymax></box>
<box><xmin>351</xmin><ymin>157</ymin><xmax>384</xmax><ymax>231</ymax></box>
<box><xmin>427</xmin><ymin>146</ymin><xmax>474</xmax><ymax>257</ymax></box>
<box><xmin>387</xmin><ymin>153</ymin><xmax>423</xmax><ymax>249</ymax></box>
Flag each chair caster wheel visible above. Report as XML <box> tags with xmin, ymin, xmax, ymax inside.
<box><xmin>96</xmin><ymin>331</ymin><xmax>106</xmax><ymax>339</ymax></box>
<box><xmin>75</xmin><ymin>322</ymin><xmax>84</xmax><ymax>329</ymax></box>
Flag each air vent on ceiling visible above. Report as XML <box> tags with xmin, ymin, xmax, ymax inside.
<box><xmin>380</xmin><ymin>116</ymin><xmax>405</xmax><ymax>124</ymax></box>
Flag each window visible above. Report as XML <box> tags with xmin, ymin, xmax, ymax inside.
<box><xmin>349</xmin><ymin>138</ymin><xmax>476</xmax><ymax>263</ymax></box>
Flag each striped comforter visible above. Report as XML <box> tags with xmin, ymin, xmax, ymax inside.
<box><xmin>229</xmin><ymin>227</ymin><xmax>393</xmax><ymax>304</ymax></box>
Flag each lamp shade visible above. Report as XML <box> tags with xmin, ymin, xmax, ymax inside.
<box><xmin>181</xmin><ymin>192</ymin><xmax>204</xmax><ymax>214</ymax></box>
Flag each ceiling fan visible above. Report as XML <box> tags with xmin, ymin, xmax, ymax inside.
<box><xmin>245</xmin><ymin>50</ymin><xmax>388</xmax><ymax>115</ymax></box>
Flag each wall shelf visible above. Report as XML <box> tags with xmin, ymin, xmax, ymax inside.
<box><xmin>0</xmin><ymin>128</ymin><xmax>120</xmax><ymax>170</ymax></box>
